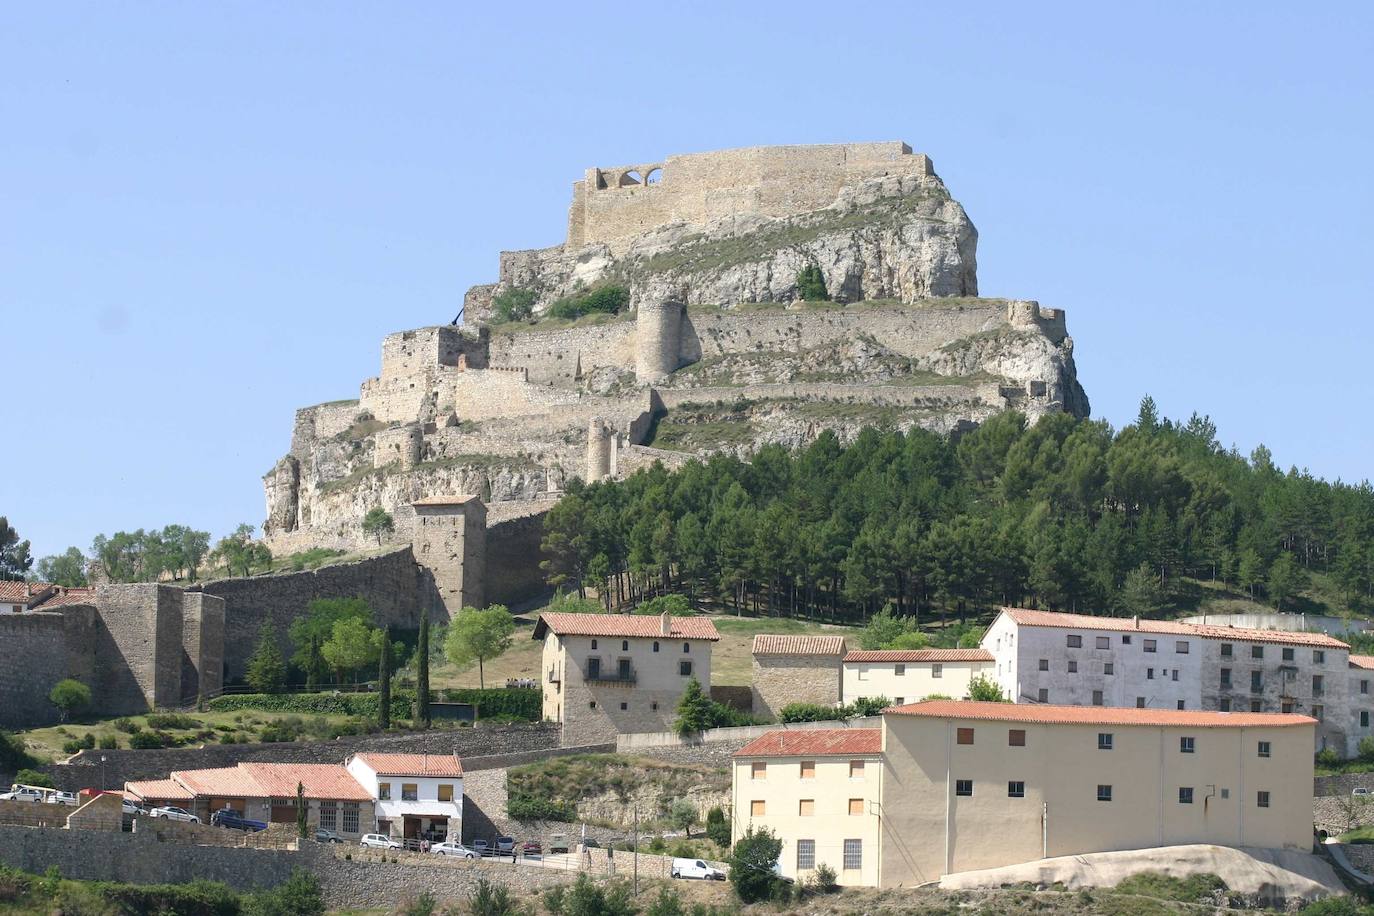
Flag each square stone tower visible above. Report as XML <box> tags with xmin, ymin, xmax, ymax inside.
<box><xmin>412</xmin><ymin>495</ymin><xmax>487</xmax><ymax>618</ymax></box>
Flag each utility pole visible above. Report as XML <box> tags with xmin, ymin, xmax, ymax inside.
<box><xmin>633</xmin><ymin>804</ymin><xmax>639</xmax><ymax>896</ymax></box>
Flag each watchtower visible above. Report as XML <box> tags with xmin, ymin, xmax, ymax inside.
<box><xmin>412</xmin><ymin>496</ymin><xmax>487</xmax><ymax>618</ymax></box>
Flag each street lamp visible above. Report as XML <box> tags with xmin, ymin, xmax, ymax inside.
<box><xmin>101</xmin><ymin>755</ymin><xmax>107</xmax><ymax>791</ymax></box>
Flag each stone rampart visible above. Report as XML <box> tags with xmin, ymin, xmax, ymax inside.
<box><xmin>654</xmin><ymin>381</ymin><xmax>993</xmax><ymax>411</ymax></box>
<box><xmin>487</xmin><ymin>511</ymin><xmax>550</xmax><ymax>606</ymax></box>
<box><xmin>0</xmin><ymin>607</ymin><xmax>95</xmax><ymax>729</ymax></box>
<box><xmin>291</xmin><ymin>401</ymin><xmax>362</xmax><ymax>458</ymax></box>
<box><xmin>191</xmin><ymin>547</ymin><xmax>425</xmax><ymax>679</ymax></box>
<box><xmin>489</xmin><ymin>319</ymin><xmax>638</xmax><ymax>387</ymax></box>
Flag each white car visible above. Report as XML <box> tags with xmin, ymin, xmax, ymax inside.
<box><xmin>122</xmin><ymin>800</ymin><xmax>145</xmax><ymax>816</ymax></box>
<box><xmin>1354</xmin><ymin>787</ymin><xmax>1371</xmax><ymax>797</ymax></box>
<box><xmin>360</xmin><ymin>833</ymin><xmax>403</xmax><ymax>849</ymax></box>
<box><xmin>671</xmin><ymin>857</ymin><xmax>726</xmax><ymax>881</ymax></box>
<box><xmin>431</xmin><ymin>841</ymin><xmax>477</xmax><ymax>858</ymax></box>
<box><xmin>45</xmin><ymin>791</ymin><xmax>79</xmax><ymax>806</ymax></box>
<box><xmin>148</xmin><ymin>806</ymin><xmax>200</xmax><ymax>823</ymax></box>
<box><xmin>0</xmin><ymin>788</ymin><xmax>47</xmax><ymax>803</ymax></box>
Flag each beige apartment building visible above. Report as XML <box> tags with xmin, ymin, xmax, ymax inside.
<box><xmin>731</xmin><ymin>729</ymin><xmax>884</xmax><ymax>886</ymax></box>
<box><xmin>842</xmin><ymin>648</ymin><xmax>994</xmax><ymax>705</ymax></box>
<box><xmin>732</xmin><ymin>700</ymin><xmax>1315</xmax><ymax>888</ymax></box>
<box><xmin>535</xmin><ymin>611</ymin><xmax>719</xmax><ymax>745</ymax></box>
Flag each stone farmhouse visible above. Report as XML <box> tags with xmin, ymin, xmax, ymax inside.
<box><xmin>750</xmin><ymin>635</ymin><xmax>847</xmax><ymax>719</ymax></box>
<box><xmin>732</xmin><ymin>701</ymin><xmax>1315</xmax><ymax>888</ymax></box>
<box><xmin>535</xmin><ymin>611</ymin><xmax>719</xmax><ymax>746</ymax></box>
<box><xmin>344</xmin><ymin>752</ymin><xmax>463</xmax><ymax>843</ymax></box>
<box><xmin>842</xmin><ymin>648</ymin><xmax>995</xmax><ymax>706</ymax></box>
<box><xmin>980</xmin><ymin>607</ymin><xmax>1368</xmax><ymax>755</ymax></box>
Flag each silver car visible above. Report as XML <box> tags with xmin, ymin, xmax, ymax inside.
<box><xmin>148</xmin><ymin>805</ymin><xmax>200</xmax><ymax>823</ymax></box>
<box><xmin>431</xmin><ymin>841</ymin><xmax>477</xmax><ymax>858</ymax></box>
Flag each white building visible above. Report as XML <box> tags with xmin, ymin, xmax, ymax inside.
<box><xmin>345</xmin><ymin>752</ymin><xmax>463</xmax><ymax>843</ymax></box>
<box><xmin>842</xmin><ymin>649</ymin><xmax>994</xmax><ymax>706</ymax></box>
<box><xmin>982</xmin><ymin>607</ymin><xmax>1360</xmax><ymax>755</ymax></box>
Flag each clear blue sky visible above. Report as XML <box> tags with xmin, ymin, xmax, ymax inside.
<box><xmin>3</xmin><ymin>2</ymin><xmax>1372</xmax><ymax>561</ymax></box>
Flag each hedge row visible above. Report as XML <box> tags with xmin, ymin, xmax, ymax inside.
<box><xmin>208</xmin><ymin>691</ymin><xmax>414</xmax><ymax>719</ymax></box>
<box><xmin>99</xmin><ymin>878</ymin><xmax>240</xmax><ymax>916</ymax></box>
<box><xmin>440</xmin><ymin>687</ymin><xmax>540</xmax><ymax>720</ymax></box>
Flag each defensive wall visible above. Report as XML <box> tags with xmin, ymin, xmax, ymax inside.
<box><xmin>486</xmin><ymin>511</ymin><xmax>550</xmax><ymax>607</ymax></box>
<box><xmin>567</xmin><ymin>141</ymin><xmax>933</xmax><ymax>253</ymax></box>
<box><xmin>0</xmin><ymin>606</ymin><xmax>96</xmax><ymax>729</ymax></box>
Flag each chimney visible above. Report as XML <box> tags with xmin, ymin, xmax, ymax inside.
<box><xmin>660</xmin><ymin>612</ymin><xmax>672</xmax><ymax>637</ymax></box>
<box><xmin>1132</xmin><ymin>616</ymin><xmax>1139</xmax><ymax>630</ymax></box>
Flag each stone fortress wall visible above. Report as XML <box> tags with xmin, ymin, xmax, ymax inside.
<box><xmin>567</xmin><ymin>141</ymin><xmax>933</xmax><ymax>252</ymax></box>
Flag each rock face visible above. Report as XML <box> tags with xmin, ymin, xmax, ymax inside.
<box><xmin>262</xmin><ymin>141</ymin><xmax>1089</xmax><ymax>555</ymax></box>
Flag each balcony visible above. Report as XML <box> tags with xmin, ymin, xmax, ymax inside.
<box><xmin>584</xmin><ymin>665</ymin><xmax>637</xmax><ymax>686</ymax></box>
<box><xmin>547</xmin><ymin>667</ymin><xmax>560</xmax><ymax>684</ymax></box>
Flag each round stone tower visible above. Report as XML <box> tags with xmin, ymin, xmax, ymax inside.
<box><xmin>635</xmin><ymin>300</ymin><xmax>684</xmax><ymax>384</ymax></box>
<box><xmin>374</xmin><ymin>423</ymin><xmax>423</xmax><ymax>470</ymax></box>
<box><xmin>586</xmin><ymin>417</ymin><xmax>612</xmax><ymax>482</ymax></box>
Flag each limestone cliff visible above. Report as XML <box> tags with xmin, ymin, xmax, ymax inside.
<box><xmin>262</xmin><ymin>141</ymin><xmax>1088</xmax><ymax>555</ymax></box>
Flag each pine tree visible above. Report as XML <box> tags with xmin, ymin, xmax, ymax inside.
<box><xmin>674</xmin><ymin>678</ymin><xmax>713</xmax><ymax>736</ymax></box>
<box><xmin>245</xmin><ymin>624</ymin><xmax>286</xmax><ymax>694</ymax></box>
<box><xmin>378</xmin><ymin>625</ymin><xmax>392</xmax><ymax>729</ymax></box>
<box><xmin>416</xmin><ymin>614</ymin><xmax>431</xmax><ymax>729</ymax></box>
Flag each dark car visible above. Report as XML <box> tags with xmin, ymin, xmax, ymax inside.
<box><xmin>522</xmin><ymin>840</ymin><xmax>542</xmax><ymax>857</ymax></box>
<box><xmin>472</xmin><ymin>838</ymin><xmax>491</xmax><ymax>857</ymax></box>
<box><xmin>210</xmin><ymin>808</ymin><xmax>267</xmax><ymax>832</ymax></box>
<box><xmin>314</xmin><ymin>829</ymin><xmax>344</xmax><ymax>844</ymax></box>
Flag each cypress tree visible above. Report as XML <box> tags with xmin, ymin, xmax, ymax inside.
<box><xmin>296</xmin><ymin>781</ymin><xmax>307</xmax><ymax>839</ymax></box>
<box><xmin>416</xmin><ymin>614</ymin><xmax>431</xmax><ymax>729</ymax></box>
<box><xmin>378</xmin><ymin>625</ymin><xmax>392</xmax><ymax>729</ymax></box>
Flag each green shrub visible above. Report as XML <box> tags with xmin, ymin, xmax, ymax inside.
<box><xmin>813</xmin><ymin>862</ymin><xmax>838</xmax><ymax>893</ymax></box>
<box><xmin>634</xmin><ymin>594</ymin><xmax>693</xmax><ymax>616</ymax></box>
<box><xmin>15</xmin><ymin>769</ymin><xmax>53</xmax><ymax>788</ymax></box>
<box><xmin>0</xmin><ymin>732</ymin><xmax>36</xmax><ymax>774</ymax></box>
<box><xmin>492</xmin><ymin>288</ymin><xmax>537</xmax><ymax>323</ymax></box>
<box><xmin>145</xmin><ymin>714</ymin><xmax>201</xmax><ymax>730</ymax></box>
<box><xmin>0</xmin><ymin>864</ymin><xmax>31</xmax><ymax>903</ymax></box>
<box><xmin>705</xmin><ymin>806</ymin><xmax>731</xmax><ymax>848</ymax></box>
<box><xmin>469</xmin><ymin>878</ymin><xmax>520</xmax><ymax>916</ymax></box>
<box><xmin>795</xmin><ymin>263</ymin><xmax>828</xmax><ymax>301</ymax></box>
<box><xmin>62</xmin><ymin>739</ymin><xmax>82</xmax><ymax>755</ymax></box>
<box><xmin>439</xmin><ymin>687</ymin><xmax>540</xmax><ymax>721</ymax></box>
<box><xmin>257</xmin><ymin>717</ymin><xmax>306</xmax><ymax>743</ymax></box>
<box><xmin>99</xmin><ymin>878</ymin><xmax>240</xmax><ymax>916</ymax></box>
<box><xmin>208</xmin><ymin>690</ymin><xmax>413</xmax><ymax>720</ymax></box>
<box><xmin>778</xmin><ymin>702</ymin><xmax>838</xmax><ymax>723</ymax></box>
<box><xmin>1316</xmin><ymin>748</ymin><xmax>1343</xmax><ymax>769</ymax></box>
<box><xmin>507</xmin><ymin>795</ymin><xmax>577</xmax><ymax>822</ymax></box>
<box><xmin>241</xmin><ymin>869</ymin><xmax>324</xmax><ymax>916</ymax></box>
<box><xmin>1113</xmin><ymin>871</ymin><xmax>1226</xmax><ymax>903</ymax></box>
<box><xmin>128</xmin><ymin>731</ymin><xmax>166</xmax><ymax>750</ymax></box>
<box><xmin>547</xmin><ymin>285</ymin><xmax>629</xmax><ymax>320</ymax></box>
<box><xmin>98</xmin><ymin>734</ymin><xmax>119</xmax><ymax>750</ymax></box>
<box><xmin>112</xmin><ymin>718</ymin><xmax>140</xmax><ymax>734</ymax></box>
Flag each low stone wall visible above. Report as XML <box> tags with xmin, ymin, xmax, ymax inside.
<box><xmin>1314</xmin><ymin>774</ymin><xmax>1374</xmax><ymax>797</ymax></box>
<box><xmin>48</xmin><ymin>723</ymin><xmax>560</xmax><ymax>790</ymax></box>
<box><xmin>65</xmin><ymin>793</ymin><xmax>123</xmax><ymax>832</ymax></box>
<box><xmin>312</xmin><ymin>846</ymin><xmax>579</xmax><ymax>907</ymax></box>
<box><xmin>0</xmin><ymin>800</ymin><xmax>71</xmax><ymax>829</ymax></box>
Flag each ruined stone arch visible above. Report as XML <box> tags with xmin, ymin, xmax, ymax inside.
<box><xmin>644</xmin><ymin>166</ymin><xmax>663</xmax><ymax>185</ymax></box>
<box><xmin>619</xmin><ymin>170</ymin><xmax>642</xmax><ymax>187</ymax></box>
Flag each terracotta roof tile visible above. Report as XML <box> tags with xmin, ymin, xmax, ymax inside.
<box><xmin>239</xmin><ymin>763</ymin><xmax>372</xmax><ymax>801</ymax></box>
<box><xmin>31</xmin><ymin>587</ymin><xmax>96</xmax><ymax>609</ymax></box>
<box><xmin>886</xmin><ymin>699</ymin><xmax>1317</xmax><ymax>729</ymax></box>
<box><xmin>413</xmin><ymin>495</ymin><xmax>480</xmax><ymax>507</ymax></box>
<box><xmin>171</xmin><ymin>766</ymin><xmax>264</xmax><ymax>798</ymax></box>
<box><xmin>1351</xmin><ymin>655</ymin><xmax>1374</xmax><ymax>671</ymax></box>
<box><xmin>734</xmin><ymin>728</ymin><xmax>882</xmax><ymax>758</ymax></box>
<box><xmin>534</xmin><ymin>612</ymin><xmax>719</xmax><ymax>641</ymax></box>
<box><xmin>0</xmin><ymin>581</ymin><xmax>52</xmax><ymax>605</ymax></box>
<box><xmin>124</xmin><ymin>779</ymin><xmax>193</xmax><ymax>802</ymax></box>
<box><xmin>353</xmin><ymin>753</ymin><xmax>463</xmax><ymax>777</ymax></box>
<box><xmin>844</xmin><ymin>648</ymin><xmax>993</xmax><ymax>663</ymax></box>
<box><xmin>752</xmin><ymin>634</ymin><xmax>847</xmax><ymax>656</ymax></box>
<box><xmin>1000</xmin><ymin>607</ymin><xmax>1349</xmax><ymax>649</ymax></box>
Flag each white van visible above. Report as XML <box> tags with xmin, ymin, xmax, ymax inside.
<box><xmin>671</xmin><ymin>858</ymin><xmax>726</xmax><ymax>880</ymax></box>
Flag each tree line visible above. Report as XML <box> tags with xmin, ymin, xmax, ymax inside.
<box><xmin>540</xmin><ymin>398</ymin><xmax>1374</xmax><ymax>625</ymax></box>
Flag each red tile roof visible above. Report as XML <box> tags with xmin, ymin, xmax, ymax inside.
<box><xmin>32</xmin><ymin>587</ymin><xmax>96</xmax><ymax>609</ymax></box>
<box><xmin>752</xmin><ymin>634</ymin><xmax>847</xmax><ymax>656</ymax></box>
<box><xmin>0</xmin><ymin>581</ymin><xmax>52</xmax><ymax>606</ymax></box>
<box><xmin>124</xmin><ymin>779</ymin><xmax>193</xmax><ymax>802</ymax></box>
<box><xmin>844</xmin><ymin>648</ymin><xmax>993</xmax><ymax>663</ymax></box>
<box><xmin>534</xmin><ymin>612</ymin><xmax>720</xmax><ymax>641</ymax></box>
<box><xmin>886</xmin><ymin>699</ymin><xmax>1317</xmax><ymax>729</ymax></box>
<box><xmin>166</xmin><ymin>763</ymin><xmax>370</xmax><ymax>801</ymax></box>
<box><xmin>1351</xmin><ymin>655</ymin><xmax>1374</xmax><ymax>671</ymax></box>
<box><xmin>1000</xmin><ymin>607</ymin><xmax>1349</xmax><ymax>649</ymax></box>
<box><xmin>353</xmin><ymin>753</ymin><xmax>463</xmax><ymax>777</ymax></box>
<box><xmin>734</xmin><ymin>728</ymin><xmax>882</xmax><ymax>758</ymax></box>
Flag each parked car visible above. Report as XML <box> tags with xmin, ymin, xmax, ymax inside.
<box><xmin>121</xmin><ymin>800</ymin><xmax>145</xmax><ymax>816</ymax></box>
<box><xmin>582</xmin><ymin>837</ymin><xmax>601</xmax><ymax>849</ymax></box>
<box><xmin>522</xmin><ymin>840</ymin><xmax>542</xmax><ymax>857</ymax></box>
<box><xmin>44</xmin><ymin>792</ymin><xmax>79</xmax><ymax>806</ymax></box>
<box><xmin>314</xmin><ymin>829</ymin><xmax>344</xmax><ymax>844</ymax></box>
<box><xmin>210</xmin><ymin>808</ymin><xmax>267</xmax><ymax>832</ymax></box>
<box><xmin>0</xmin><ymin>787</ymin><xmax>48</xmax><ymax>803</ymax></box>
<box><xmin>1354</xmin><ymin>787</ymin><xmax>1371</xmax><ymax>797</ymax></box>
<box><xmin>360</xmin><ymin>833</ymin><xmax>403</xmax><ymax>849</ymax></box>
<box><xmin>495</xmin><ymin>836</ymin><xmax>516</xmax><ymax>856</ymax></box>
<box><xmin>471</xmin><ymin>838</ymin><xmax>491</xmax><ymax>857</ymax></box>
<box><xmin>148</xmin><ymin>806</ymin><xmax>200</xmax><ymax>823</ymax></box>
<box><xmin>671</xmin><ymin>858</ymin><xmax>726</xmax><ymax>881</ymax></box>
<box><xmin>548</xmin><ymin>833</ymin><xmax>570</xmax><ymax>854</ymax></box>
<box><xmin>431</xmin><ymin>841</ymin><xmax>477</xmax><ymax>858</ymax></box>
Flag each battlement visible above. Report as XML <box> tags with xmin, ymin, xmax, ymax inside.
<box><xmin>567</xmin><ymin>141</ymin><xmax>935</xmax><ymax>253</ymax></box>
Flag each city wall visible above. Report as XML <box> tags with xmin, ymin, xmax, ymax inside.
<box><xmin>0</xmin><ymin>607</ymin><xmax>95</xmax><ymax>729</ymax></box>
<box><xmin>486</xmin><ymin>512</ymin><xmax>550</xmax><ymax>607</ymax></box>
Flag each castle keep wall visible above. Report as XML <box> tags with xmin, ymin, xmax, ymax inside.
<box><xmin>488</xmin><ymin>319</ymin><xmax>638</xmax><ymax>387</ymax></box>
<box><xmin>486</xmin><ymin>511</ymin><xmax>549</xmax><ymax>607</ymax></box>
<box><xmin>0</xmin><ymin>608</ymin><xmax>96</xmax><ymax>728</ymax></box>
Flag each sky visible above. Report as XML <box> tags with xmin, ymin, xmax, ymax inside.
<box><xmin>2</xmin><ymin>2</ymin><xmax>1372</xmax><ymax>561</ymax></box>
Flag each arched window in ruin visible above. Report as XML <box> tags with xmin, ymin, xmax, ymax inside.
<box><xmin>619</xmin><ymin>170</ymin><xmax>642</xmax><ymax>187</ymax></box>
<box><xmin>644</xmin><ymin>167</ymin><xmax>663</xmax><ymax>185</ymax></box>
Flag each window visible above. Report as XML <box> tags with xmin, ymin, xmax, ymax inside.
<box><xmin>1282</xmin><ymin>700</ymin><xmax>1294</xmax><ymax>713</ymax></box>
<box><xmin>319</xmin><ymin>802</ymin><xmax>337</xmax><ymax>830</ymax></box>
<box><xmin>1096</xmin><ymin>636</ymin><xmax>1111</xmax><ymax>649</ymax></box>
<box><xmin>589</xmin><ymin>701</ymin><xmax>597</xmax><ymax>709</ymax></box>
<box><xmin>798</xmin><ymin>799</ymin><xmax>814</xmax><ymax>816</ymax></box>
<box><xmin>378</xmin><ymin>782</ymin><xmax>391</xmax><ymax>801</ymax></box>
<box><xmin>1038</xmin><ymin>659</ymin><xmax>1049</xmax><ymax>671</ymax></box>
<box><xmin>1008</xmin><ymin>781</ymin><xmax>1025</xmax><ymax>798</ymax></box>
<box><xmin>1137</xmin><ymin>697</ymin><xmax>1146</xmax><ymax>708</ymax></box>
<box><xmin>1098</xmin><ymin>733</ymin><xmax>1113</xmax><ymax>750</ymax></box>
<box><xmin>800</xmin><ymin>760</ymin><xmax>815</xmax><ymax>779</ymax></box>
<box><xmin>1221</xmin><ymin>643</ymin><xmax>1233</xmax><ymax>658</ymax></box>
<box><xmin>1122</xmin><ymin>634</ymin><xmax>1132</xmax><ymax>645</ymax></box>
<box><xmin>1104</xmin><ymin>662</ymin><xmax>1114</xmax><ymax>675</ymax></box>
<box><xmin>957</xmin><ymin>728</ymin><xmax>974</xmax><ymax>745</ymax></box>
<box><xmin>843</xmin><ymin>839</ymin><xmax>862</xmax><ymax>870</ymax></box>
<box><xmin>1176</xmin><ymin>641</ymin><xmax>1190</xmax><ymax>654</ymax></box>
<box><xmin>1363</xmin><ymin>680</ymin><xmax>1369</xmax><ymax>695</ymax></box>
<box><xmin>751</xmin><ymin>762</ymin><xmax>766</xmax><ymax>780</ymax></box>
<box><xmin>932</xmin><ymin>664</ymin><xmax>943</xmax><ymax>678</ymax></box>
<box><xmin>1147</xmin><ymin>667</ymin><xmax>1155</xmax><ymax>680</ymax></box>
<box><xmin>1363</xmin><ymin>711</ymin><xmax>1370</xmax><ymax>728</ymax></box>
<box><xmin>1314</xmin><ymin>705</ymin><xmax>1325</xmax><ymax>721</ymax></box>
<box><xmin>679</xmin><ymin>660</ymin><xmax>693</xmax><ymax>677</ymax></box>
<box><xmin>1257</xmin><ymin>791</ymin><xmax>1270</xmax><ymax>808</ymax></box>
<box><xmin>1172</xmin><ymin>669</ymin><xmax>1179</xmax><ymax>682</ymax></box>
<box><xmin>955</xmin><ymin>779</ymin><xmax>973</xmax><ymax>796</ymax></box>
<box><xmin>438</xmin><ymin>784</ymin><xmax>454</xmax><ymax>802</ymax></box>
<box><xmin>1251</xmin><ymin>671</ymin><xmax>1262</xmax><ymax>692</ymax></box>
<box><xmin>1178</xmin><ymin>700</ymin><xmax>1186</xmax><ymax>710</ymax></box>
<box><xmin>750</xmin><ymin>800</ymin><xmax>765</xmax><ymax>816</ymax></box>
<box><xmin>653</xmin><ymin>641</ymin><xmax>659</xmax><ymax>653</ymax></box>
<box><xmin>893</xmin><ymin>697</ymin><xmax>904</xmax><ymax>705</ymax></box>
<box><xmin>1179</xmin><ymin>787</ymin><xmax>1194</xmax><ymax>804</ymax></box>
<box><xmin>591</xmin><ymin>639</ymin><xmax>598</xmax><ymax>650</ymax></box>
<box><xmin>1220</xmin><ymin>699</ymin><xmax>1231</xmax><ymax>711</ymax></box>
<box><xmin>849</xmin><ymin>760</ymin><xmax>865</xmax><ymax>779</ymax></box>
<box><xmin>1221</xmin><ymin>788</ymin><xmax>1230</xmax><ymax>799</ymax></box>
<box><xmin>1144</xmin><ymin>639</ymin><xmax>1157</xmax><ymax>653</ymax></box>
<box><xmin>1038</xmin><ymin>688</ymin><xmax>1049</xmax><ymax>702</ymax></box>
<box><xmin>402</xmin><ymin>783</ymin><xmax>418</xmax><ymax>801</ymax></box>
<box><xmin>683</xmin><ymin>642</ymin><xmax>690</xmax><ymax>653</ymax></box>
<box><xmin>1097</xmin><ymin>785</ymin><xmax>1113</xmax><ymax>802</ymax></box>
<box><xmin>1252</xmin><ymin>645</ymin><xmax>1264</xmax><ymax>659</ymax></box>
<box><xmin>1092</xmin><ymin>690</ymin><xmax>1104</xmax><ymax>706</ymax></box>
<box><xmin>1315</xmin><ymin>650</ymin><xmax>1326</xmax><ymax>664</ymax></box>
<box><xmin>1314</xmin><ymin>675</ymin><xmax>1325</xmax><ymax>696</ymax></box>
<box><xmin>619</xmin><ymin>702</ymin><xmax>628</xmax><ymax>711</ymax></box>
<box><xmin>895</xmin><ymin>663</ymin><xmax>906</xmax><ymax>676</ymax></box>
<box><xmin>1008</xmin><ymin>729</ymin><xmax>1026</xmax><ymax>747</ymax></box>
<box><xmin>848</xmin><ymin>798</ymin><xmax>864</xmax><ymax>815</ymax></box>
<box><xmin>1180</xmin><ymin>737</ymin><xmax>1195</xmax><ymax>754</ymax></box>
<box><xmin>342</xmin><ymin>802</ymin><xmax>359</xmax><ymax>834</ymax></box>
<box><xmin>1251</xmin><ymin>700</ymin><xmax>1262</xmax><ymax>712</ymax></box>
<box><xmin>1282</xmin><ymin>647</ymin><xmax>1294</xmax><ymax>661</ymax></box>
<box><xmin>651</xmin><ymin>702</ymin><xmax>658</xmax><ymax>711</ymax></box>
<box><xmin>622</xmin><ymin>640</ymin><xmax>629</xmax><ymax>651</ymax></box>
<box><xmin>797</xmin><ymin>840</ymin><xmax>815</xmax><ymax>871</ymax></box>
<box><xmin>1220</xmin><ymin>668</ymin><xmax>1232</xmax><ymax>688</ymax></box>
<box><xmin>1068</xmin><ymin>660</ymin><xmax>1078</xmax><ymax>674</ymax></box>
<box><xmin>1067</xmin><ymin>635</ymin><xmax>1082</xmax><ymax>648</ymax></box>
